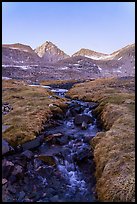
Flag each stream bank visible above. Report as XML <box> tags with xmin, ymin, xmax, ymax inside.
<box><xmin>66</xmin><ymin>77</ymin><xmax>135</xmax><ymax>202</ymax></box>
<box><xmin>2</xmin><ymin>83</ymin><xmax>102</xmax><ymax>202</ymax></box>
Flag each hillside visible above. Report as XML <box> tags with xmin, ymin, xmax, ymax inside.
<box><xmin>2</xmin><ymin>42</ymin><xmax>135</xmax><ymax>81</ymax></box>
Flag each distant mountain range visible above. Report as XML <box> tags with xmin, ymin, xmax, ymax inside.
<box><xmin>2</xmin><ymin>41</ymin><xmax>69</xmax><ymax>65</ymax></box>
<box><xmin>2</xmin><ymin>41</ymin><xmax>135</xmax><ymax>82</ymax></box>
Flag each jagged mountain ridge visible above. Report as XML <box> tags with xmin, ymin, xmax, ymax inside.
<box><xmin>2</xmin><ymin>41</ymin><xmax>70</xmax><ymax>65</ymax></box>
<box><xmin>2</xmin><ymin>41</ymin><xmax>135</xmax><ymax>81</ymax></box>
<box><xmin>73</xmin><ymin>44</ymin><xmax>135</xmax><ymax>61</ymax></box>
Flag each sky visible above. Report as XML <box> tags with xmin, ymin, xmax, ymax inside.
<box><xmin>2</xmin><ymin>2</ymin><xmax>135</xmax><ymax>56</ymax></box>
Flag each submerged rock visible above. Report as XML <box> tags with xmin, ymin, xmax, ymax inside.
<box><xmin>74</xmin><ymin>114</ymin><xmax>93</xmax><ymax>126</ymax></box>
<box><xmin>81</xmin><ymin>121</ymin><xmax>88</xmax><ymax>130</ymax></box>
<box><xmin>57</xmin><ymin>135</ymin><xmax>69</xmax><ymax>145</ymax></box>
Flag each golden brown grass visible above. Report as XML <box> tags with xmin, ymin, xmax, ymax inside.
<box><xmin>2</xmin><ymin>79</ymin><xmax>67</xmax><ymax>146</ymax></box>
<box><xmin>40</xmin><ymin>79</ymin><xmax>78</xmax><ymax>86</ymax></box>
<box><xmin>67</xmin><ymin>77</ymin><xmax>135</xmax><ymax>202</ymax></box>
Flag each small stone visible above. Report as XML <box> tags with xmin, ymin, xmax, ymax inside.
<box><xmin>42</xmin><ymin>192</ymin><xmax>47</xmax><ymax>198</ymax></box>
<box><xmin>18</xmin><ymin>191</ymin><xmax>26</xmax><ymax>201</ymax></box>
<box><xmin>57</xmin><ymin>135</ymin><xmax>68</xmax><ymax>145</ymax></box>
<box><xmin>81</xmin><ymin>121</ymin><xmax>88</xmax><ymax>130</ymax></box>
<box><xmin>21</xmin><ymin>150</ymin><xmax>33</xmax><ymax>159</ymax></box>
<box><xmin>8</xmin><ymin>185</ymin><xmax>16</xmax><ymax>194</ymax></box>
<box><xmin>2</xmin><ymin>178</ymin><xmax>7</xmax><ymax>185</ymax></box>
<box><xmin>50</xmin><ymin>195</ymin><xmax>59</xmax><ymax>202</ymax></box>
<box><xmin>12</xmin><ymin>165</ymin><xmax>23</xmax><ymax>178</ymax></box>
<box><xmin>9</xmin><ymin>175</ymin><xmax>16</xmax><ymax>184</ymax></box>
<box><xmin>28</xmin><ymin>192</ymin><xmax>37</xmax><ymax>199</ymax></box>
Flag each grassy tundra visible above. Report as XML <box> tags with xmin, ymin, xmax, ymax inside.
<box><xmin>2</xmin><ymin>79</ymin><xmax>67</xmax><ymax>146</ymax></box>
<box><xmin>67</xmin><ymin>77</ymin><xmax>135</xmax><ymax>202</ymax></box>
<box><xmin>2</xmin><ymin>77</ymin><xmax>135</xmax><ymax>201</ymax></box>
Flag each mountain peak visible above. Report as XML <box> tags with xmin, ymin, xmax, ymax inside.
<box><xmin>35</xmin><ymin>41</ymin><xmax>69</xmax><ymax>62</ymax></box>
<box><xmin>41</xmin><ymin>41</ymin><xmax>54</xmax><ymax>46</ymax></box>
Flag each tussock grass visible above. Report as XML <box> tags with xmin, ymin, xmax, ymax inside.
<box><xmin>2</xmin><ymin>79</ymin><xmax>67</xmax><ymax>146</ymax></box>
<box><xmin>40</xmin><ymin>79</ymin><xmax>77</xmax><ymax>86</ymax></box>
<box><xmin>67</xmin><ymin>77</ymin><xmax>135</xmax><ymax>202</ymax></box>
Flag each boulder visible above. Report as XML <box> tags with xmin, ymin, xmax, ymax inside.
<box><xmin>22</xmin><ymin>135</ymin><xmax>44</xmax><ymax>151</ymax></box>
<box><xmin>21</xmin><ymin>150</ymin><xmax>34</xmax><ymax>159</ymax></box>
<box><xmin>38</xmin><ymin>155</ymin><xmax>56</xmax><ymax>166</ymax></box>
<box><xmin>88</xmin><ymin>102</ymin><xmax>99</xmax><ymax>109</ymax></box>
<box><xmin>49</xmin><ymin>104</ymin><xmax>63</xmax><ymax>114</ymax></box>
<box><xmin>45</xmin><ymin>133</ymin><xmax>63</xmax><ymax>142</ymax></box>
<box><xmin>36</xmin><ymin>166</ymin><xmax>48</xmax><ymax>177</ymax></box>
<box><xmin>12</xmin><ymin>165</ymin><xmax>24</xmax><ymax>178</ymax></box>
<box><xmin>2</xmin><ymin>139</ymin><xmax>14</xmax><ymax>155</ymax></box>
<box><xmin>56</xmin><ymin>135</ymin><xmax>69</xmax><ymax>145</ymax></box>
<box><xmin>49</xmin><ymin>104</ymin><xmax>64</xmax><ymax>119</ymax></box>
<box><xmin>7</xmin><ymin>185</ymin><xmax>16</xmax><ymax>194</ymax></box>
<box><xmin>83</xmin><ymin>135</ymin><xmax>93</xmax><ymax>143</ymax></box>
<box><xmin>69</xmin><ymin>106</ymin><xmax>82</xmax><ymax>116</ymax></box>
<box><xmin>74</xmin><ymin>114</ymin><xmax>93</xmax><ymax>126</ymax></box>
<box><xmin>73</xmin><ymin>144</ymin><xmax>91</xmax><ymax>163</ymax></box>
<box><xmin>2</xmin><ymin>160</ymin><xmax>14</xmax><ymax>179</ymax></box>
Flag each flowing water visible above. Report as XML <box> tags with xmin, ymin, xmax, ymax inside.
<box><xmin>2</xmin><ymin>85</ymin><xmax>101</xmax><ymax>202</ymax></box>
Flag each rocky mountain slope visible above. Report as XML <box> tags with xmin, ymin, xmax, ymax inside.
<box><xmin>73</xmin><ymin>44</ymin><xmax>135</xmax><ymax>61</ymax></box>
<box><xmin>73</xmin><ymin>48</ymin><xmax>108</xmax><ymax>60</ymax></box>
<box><xmin>3</xmin><ymin>43</ymin><xmax>34</xmax><ymax>53</ymax></box>
<box><xmin>72</xmin><ymin>44</ymin><xmax>135</xmax><ymax>77</ymax></box>
<box><xmin>35</xmin><ymin>41</ymin><xmax>70</xmax><ymax>62</ymax></box>
<box><xmin>2</xmin><ymin>43</ymin><xmax>42</xmax><ymax>66</ymax></box>
<box><xmin>99</xmin><ymin>44</ymin><xmax>135</xmax><ymax>77</ymax></box>
<box><xmin>2</xmin><ymin>42</ymin><xmax>135</xmax><ymax>82</ymax></box>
